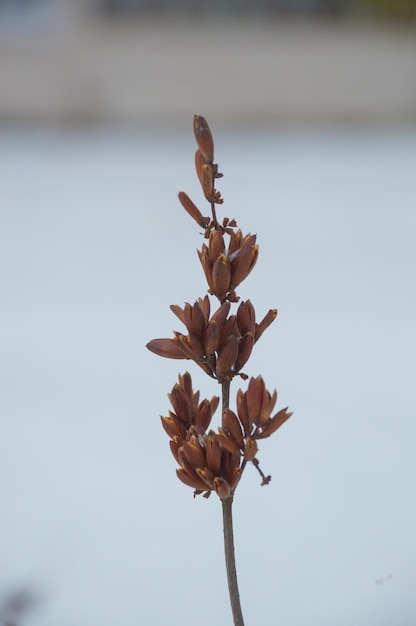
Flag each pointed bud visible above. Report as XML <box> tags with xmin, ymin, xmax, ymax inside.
<box><xmin>236</xmin><ymin>300</ymin><xmax>256</xmax><ymax>335</ymax></box>
<box><xmin>168</xmin><ymin>384</ymin><xmax>192</xmax><ymax>424</ymax></box>
<box><xmin>216</xmin><ymin>335</ymin><xmax>238</xmax><ymax>379</ymax></box>
<box><xmin>234</xmin><ymin>333</ymin><xmax>254</xmax><ymax>372</ymax></box>
<box><xmin>242</xmin><ymin>233</ymin><xmax>257</xmax><ymax>247</ymax></box>
<box><xmin>209</xmin><ymin>229</ymin><xmax>226</xmax><ymax>260</ymax></box>
<box><xmin>203</xmin><ymin>320</ymin><xmax>220</xmax><ymax>355</ymax></box>
<box><xmin>197</xmin><ymin>246</ymin><xmax>215</xmax><ymax>293</ymax></box>
<box><xmin>228</xmin><ymin>229</ymin><xmax>243</xmax><ymax>257</ymax></box>
<box><xmin>246</xmin><ymin>376</ymin><xmax>265</xmax><ymax>425</ymax></box>
<box><xmin>194</xmin><ymin>396</ymin><xmax>219</xmax><ymax>431</ymax></box>
<box><xmin>178</xmin><ymin>191</ymin><xmax>209</xmax><ymax>228</ymax></box>
<box><xmin>212</xmin><ymin>253</ymin><xmax>231</xmax><ymax>299</ymax></box>
<box><xmin>178</xmin><ymin>371</ymin><xmax>195</xmax><ymax>403</ymax></box>
<box><xmin>236</xmin><ymin>388</ymin><xmax>251</xmax><ymax>436</ymax></box>
<box><xmin>205</xmin><ymin>434</ymin><xmax>222</xmax><ymax>474</ymax></box>
<box><xmin>255</xmin><ymin>309</ymin><xmax>278</xmax><ymax>342</ymax></box>
<box><xmin>230</xmin><ymin>243</ymin><xmax>259</xmax><ymax>289</ymax></box>
<box><xmin>199</xmin><ymin>295</ymin><xmax>211</xmax><ymax>321</ymax></box>
<box><xmin>184</xmin><ymin>301</ymin><xmax>206</xmax><ymax>338</ymax></box>
<box><xmin>259</xmin><ymin>388</ymin><xmax>277</xmax><ymax>425</ymax></box>
<box><xmin>223</xmin><ymin>408</ymin><xmax>245</xmax><ymax>450</ymax></box>
<box><xmin>193</xmin><ymin>114</ymin><xmax>214</xmax><ymax>164</ymax></box>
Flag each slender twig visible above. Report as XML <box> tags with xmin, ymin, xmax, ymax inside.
<box><xmin>221</xmin><ymin>379</ymin><xmax>230</xmax><ymax>423</ymax></box>
<box><xmin>222</xmin><ymin>497</ymin><xmax>245</xmax><ymax>626</ymax></box>
<box><xmin>222</xmin><ymin>379</ymin><xmax>245</xmax><ymax>626</ymax></box>
<box><xmin>211</xmin><ymin>199</ymin><xmax>219</xmax><ymax>229</ymax></box>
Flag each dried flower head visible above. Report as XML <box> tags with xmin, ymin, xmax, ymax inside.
<box><xmin>147</xmin><ymin>115</ymin><xmax>291</xmax><ymax>497</ymax></box>
<box><xmin>146</xmin><ymin>114</ymin><xmax>292</xmax><ymax>626</ymax></box>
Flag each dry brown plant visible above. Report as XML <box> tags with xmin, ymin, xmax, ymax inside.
<box><xmin>147</xmin><ymin>115</ymin><xmax>292</xmax><ymax>626</ymax></box>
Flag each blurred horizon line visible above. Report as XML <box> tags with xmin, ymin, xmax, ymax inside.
<box><xmin>1</xmin><ymin>10</ymin><xmax>415</xmax><ymax>127</ymax></box>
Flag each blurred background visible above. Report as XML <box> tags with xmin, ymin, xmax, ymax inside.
<box><xmin>1</xmin><ymin>2</ymin><xmax>416</xmax><ymax>626</ymax></box>
<box><xmin>1</xmin><ymin>0</ymin><xmax>416</xmax><ymax>125</ymax></box>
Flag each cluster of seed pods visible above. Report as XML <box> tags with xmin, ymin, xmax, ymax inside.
<box><xmin>147</xmin><ymin>115</ymin><xmax>292</xmax><ymax>497</ymax></box>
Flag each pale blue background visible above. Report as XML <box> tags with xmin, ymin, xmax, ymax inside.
<box><xmin>1</xmin><ymin>126</ymin><xmax>416</xmax><ymax>625</ymax></box>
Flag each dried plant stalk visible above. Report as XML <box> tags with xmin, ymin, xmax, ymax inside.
<box><xmin>147</xmin><ymin>115</ymin><xmax>292</xmax><ymax>626</ymax></box>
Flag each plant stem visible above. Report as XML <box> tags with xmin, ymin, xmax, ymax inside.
<box><xmin>221</xmin><ymin>379</ymin><xmax>230</xmax><ymax>422</ymax></box>
<box><xmin>222</xmin><ymin>497</ymin><xmax>245</xmax><ymax>626</ymax></box>
<box><xmin>221</xmin><ymin>380</ymin><xmax>245</xmax><ymax>626</ymax></box>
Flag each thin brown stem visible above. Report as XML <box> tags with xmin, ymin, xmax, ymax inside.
<box><xmin>221</xmin><ymin>379</ymin><xmax>230</xmax><ymax>425</ymax></box>
<box><xmin>221</xmin><ymin>379</ymin><xmax>245</xmax><ymax>626</ymax></box>
<box><xmin>222</xmin><ymin>497</ymin><xmax>245</xmax><ymax>626</ymax></box>
<box><xmin>211</xmin><ymin>200</ymin><xmax>219</xmax><ymax>229</ymax></box>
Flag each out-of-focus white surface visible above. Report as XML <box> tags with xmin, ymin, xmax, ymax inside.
<box><xmin>1</xmin><ymin>18</ymin><xmax>416</xmax><ymax>125</ymax></box>
<box><xmin>1</xmin><ymin>126</ymin><xmax>416</xmax><ymax>625</ymax></box>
